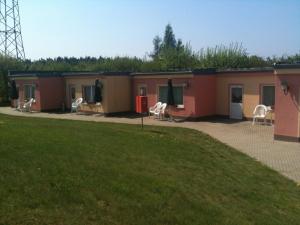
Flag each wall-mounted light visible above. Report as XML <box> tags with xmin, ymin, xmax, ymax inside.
<box><xmin>280</xmin><ymin>80</ymin><xmax>289</xmax><ymax>95</ymax></box>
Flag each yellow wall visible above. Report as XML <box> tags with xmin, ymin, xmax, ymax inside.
<box><xmin>216</xmin><ymin>73</ymin><xmax>275</xmax><ymax>118</ymax></box>
<box><xmin>64</xmin><ymin>75</ymin><xmax>131</xmax><ymax>114</ymax></box>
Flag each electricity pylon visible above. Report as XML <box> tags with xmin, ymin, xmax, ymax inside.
<box><xmin>0</xmin><ymin>0</ymin><xmax>25</xmax><ymax>59</ymax></box>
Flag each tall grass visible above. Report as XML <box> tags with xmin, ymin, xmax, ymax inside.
<box><xmin>195</xmin><ymin>43</ymin><xmax>266</xmax><ymax>69</ymax></box>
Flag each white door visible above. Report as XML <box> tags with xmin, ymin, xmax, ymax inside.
<box><xmin>230</xmin><ymin>85</ymin><xmax>243</xmax><ymax>119</ymax></box>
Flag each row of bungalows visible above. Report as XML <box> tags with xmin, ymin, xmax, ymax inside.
<box><xmin>9</xmin><ymin>64</ymin><xmax>300</xmax><ymax>142</ymax></box>
<box><xmin>9</xmin><ymin>71</ymin><xmax>132</xmax><ymax>115</ymax></box>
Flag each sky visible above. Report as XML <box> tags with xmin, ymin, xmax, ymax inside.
<box><xmin>20</xmin><ymin>0</ymin><xmax>300</xmax><ymax>60</ymax></box>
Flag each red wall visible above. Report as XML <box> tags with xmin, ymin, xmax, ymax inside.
<box><xmin>133</xmin><ymin>75</ymin><xmax>216</xmax><ymax>118</ymax></box>
<box><xmin>39</xmin><ymin>77</ymin><xmax>65</xmax><ymax>111</ymax></box>
<box><xmin>194</xmin><ymin>75</ymin><xmax>216</xmax><ymax>117</ymax></box>
<box><xmin>274</xmin><ymin>74</ymin><xmax>300</xmax><ymax>139</ymax></box>
<box><xmin>15</xmin><ymin>79</ymin><xmax>41</xmax><ymax>111</ymax></box>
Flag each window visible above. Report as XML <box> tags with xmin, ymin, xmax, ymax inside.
<box><xmin>24</xmin><ymin>84</ymin><xmax>35</xmax><ymax>101</ymax></box>
<box><xmin>70</xmin><ymin>87</ymin><xmax>76</xmax><ymax>100</ymax></box>
<box><xmin>231</xmin><ymin>87</ymin><xmax>243</xmax><ymax>103</ymax></box>
<box><xmin>158</xmin><ymin>86</ymin><xmax>183</xmax><ymax>105</ymax></box>
<box><xmin>83</xmin><ymin>85</ymin><xmax>95</xmax><ymax>103</ymax></box>
<box><xmin>262</xmin><ymin>85</ymin><xmax>275</xmax><ymax>107</ymax></box>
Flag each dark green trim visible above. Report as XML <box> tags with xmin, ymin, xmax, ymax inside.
<box><xmin>217</xmin><ymin>67</ymin><xmax>273</xmax><ymax>74</ymax></box>
<box><xmin>131</xmin><ymin>71</ymin><xmax>193</xmax><ymax>76</ymax></box>
<box><xmin>62</xmin><ymin>72</ymin><xmax>131</xmax><ymax>77</ymax></box>
<box><xmin>274</xmin><ymin>63</ymin><xmax>300</xmax><ymax>69</ymax></box>
<box><xmin>274</xmin><ymin>134</ymin><xmax>300</xmax><ymax>143</ymax></box>
<box><xmin>9</xmin><ymin>71</ymin><xmax>62</xmax><ymax>78</ymax></box>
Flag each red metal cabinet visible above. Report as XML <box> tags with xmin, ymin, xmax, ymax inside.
<box><xmin>136</xmin><ymin>96</ymin><xmax>148</xmax><ymax>113</ymax></box>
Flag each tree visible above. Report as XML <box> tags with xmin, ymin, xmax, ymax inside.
<box><xmin>176</xmin><ymin>39</ymin><xmax>184</xmax><ymax>52</ymax></box>
<box><xmin>0</xmin><ymin>55</ymin><xmax>25</xmax><ymax>102</ymax></box>
<box><xmin>150</xmin><ymin>24</ymin><xmax>196</xmax><ymax>70</ymax></box>
<box><xmin>151</xmin><ymin>35</ymin><xmax>162</xmax><ymax>58</ymax></box>
<box><xmin>162</xmin><ymin>23</ymin><xmax>176</xmax><ymax>49</ymax></box>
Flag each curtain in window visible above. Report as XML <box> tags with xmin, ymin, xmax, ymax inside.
<box><xmin>173</xmin><ymin>87</ymin><xmax>183</xmax><ymax>105</ymax></box>
<box><xmin>83</xmin><ymin>86</ymin><xmax>95</xmax><ymax>103</ymax></box>
<box><xmin>24</xmin><ymin>85</ymin><xmax>35</xmax><ymax>100</ymax></box>
<box><xmin>31</xmin><ymin>86</ymin><xmax>36</xmax><ymax>99</ymax></box>
<box><xmin>71</xmin><ymin>88</ymin><xmax>76</xmax><ymax>100</ymax></box>
<box><xmin>159</xmin><ymin>86</ymin><xmax>183</xmax><ymax>105</ymax></box>
<box><xmin>262</xmin><ymin>86</ymin><xmax>275</xmax><ymax>106</ymax></box>
<box><xmin>24</xmin><ymin>86</ymin><xmax>30</xmax><ymax>100</ymax></box>
<box><xmin>158</xmin><ymin>86</ymin><xmax>168</xmax><ymax>103</ymax></box>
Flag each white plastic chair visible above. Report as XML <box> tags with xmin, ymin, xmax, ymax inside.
<box><xmin>252</xmin><ymin>104</ymin><xmax>268</xmax><ymax>125</ymax></box>
<box><xmin>16</xmin><ymin>99</ymin><xmax>21</xmax><ymax>111</ymax></box>
<box><xmin>154</xmin><ymin>103</ymin><xmax>167</xmax><ymax>120</ymax></box>
<box><xmin>71</xmin><ymin>97</ymin><xmax>83</xmax><ymax>113</ymax></box>
<box><xmin>149</xmin><ymin>102</ymin><xmax>162</xmax><ymax>117</ymax></box>
<box><xmin>22</xmin><ymin>98</ymin><xmax>34</xmax><ymax>112</ymax></box>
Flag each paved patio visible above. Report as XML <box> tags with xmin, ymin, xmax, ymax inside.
<box><xmin>0</xmin><ymin>107</ymin><xmax>300</xmax><ymax>183</ymax></box>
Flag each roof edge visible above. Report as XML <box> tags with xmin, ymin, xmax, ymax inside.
<box><xmin>217</xmin><ymin>67</ymin><xmax>273</xmax><ymax>74</ymax></box>
<box><xmin>62</xmin><ymin>71</ymin><xmax>131</xmax><ymax>77</ymax></box>
<box><xmin>132</xmin><ymin>71</ymin><xmax>193</xmax><ymax>76</ymax></box>
<box><xmin>273</xmin><ymin>63</ymin><xmax>300</xmax><ymax>69</ymax></box>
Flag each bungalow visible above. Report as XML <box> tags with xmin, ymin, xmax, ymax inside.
<box><xmin>9</xmin><ymin>71</ymin><xmax>64</xmax><ymax>111</ymax></box>
<box><xmin>132</xmin><ymin>68</ymin><xmax>275</xmax><ymax>120</ymax></box>
<box><xmin>8</xmin><ymin>64</ymin><xmax>300</xmax><ymax>142</ymax></box>
<box><xmin>274</xmin><ymin>64</ymin><xmax>300</xmax><ymax>142</ymax></box>
<box><xmin>62</xmin><ymin>72</ymin><xmax>131</xmax><ymax>115</ymax></box>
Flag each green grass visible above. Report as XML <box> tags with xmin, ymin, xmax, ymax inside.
<box><xmin>0</xmin><ymin>114</ymin><xmax>300</xmax><ymax>225</ymax></box>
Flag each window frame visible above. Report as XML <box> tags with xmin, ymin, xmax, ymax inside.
<box><xmin>157</xmin><ymin>84</ymin><xmax>184</xmax><ymax>107</ymax></box>
<box><xmin>82</xmin><ymin>85</ymin><xmax>95</xmax><ymax>104</ymax></box>
<box><xmin>260</xmin><ymin>84</ymin><xmax>275</xmax><ymax>107</ymax></box>
<box><xmin>23</xmin><ymin>84</ymin><xmax>36</xmax><ymax>101</ymax></box>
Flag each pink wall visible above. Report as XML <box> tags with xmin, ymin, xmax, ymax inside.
<box><xmin>39</xmin><ymin>77</ymin><xmax>65</xmax><ymax>111</ymax></box>
<box><xmin>274</xmin><ymin>74</ymin><xmax>300</xmax><ymax>139</ymax></box>
<box><xmin>14</xmin><ymin>77</ymin><xmax>64</xmax><ymax>111</ymax></box>
<box><xmin>133</xmin><ymin>75</ymin><xmax>216</xmax><ymax>118</ymax></box>
<box><xmin>15</xmin><ymin>79</ymin><xmax>41</xmax><ymax>111</ymax></box>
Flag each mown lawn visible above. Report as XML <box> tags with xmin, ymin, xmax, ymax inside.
<box><xmin>0</xmin><ymin>114</ymin><xmax>300</xmax><ymax>225</ymax></box>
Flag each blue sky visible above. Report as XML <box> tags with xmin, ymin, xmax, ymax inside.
<box><xmin>21</xmin><ymin>0</ymin><xmax>300</xmax><ymax>60</ymax></box>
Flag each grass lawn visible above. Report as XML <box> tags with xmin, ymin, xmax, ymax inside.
<box><xmin>1</xmin><ymin>114</ymin><xmax>300</xmax><ymax>225</ymax></box>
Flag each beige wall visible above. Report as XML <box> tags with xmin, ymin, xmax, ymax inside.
<box><xmin>298</xmin><ymin>89</ymin><xmax>300</xmax><ymax>138</ymax></box>
<box><xmin>105</xmin><ymin>76</ymin><xmax>131</xmax><ymax>113</ymax></box>
<box><xmin>216</xmin><ymin>73</ymin><xmax>275</xmax><ymax>118</ymax></box>
<box><xmin>65</xmin><ymin>75</ymin><xmax>131</xmax><ymax>114</ymax></box>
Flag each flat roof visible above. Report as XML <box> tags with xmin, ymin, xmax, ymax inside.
<box><xmin>9</xmin><ymin>71</ymin><xmax>63</xmax><ymax>78</ymax></box>
<box><xmin>8</xmin><ymin>71</ymin><xmax>131</xmax><ymax>78</ymax></box>
<box><xmin>62</xmin><ymin>71</ymin><xmax>131</xmax><ymax>77</ymax></box>
<box><xmin>132</xmin><ymin>67</ymin><xmax>273</xmax><ymax>77</ymax></box>
<box><xmin>10</xmin><ymin>65</ymin><xmax>300</xmax><ymax>79</ymax></box>
<box><xmin>273</xmin><ymin>63</ymin><xmax>300</xmax><ymax>69</ymax></box>
<box><xmin>132</xmin><ymin>68</ymin><xmax>217</xmax><ymax>76</ymax></box>
<box><xmin>217</xmin><ymin>67</ymin><xmax>273</xmax><ymax>74</ymax></box>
